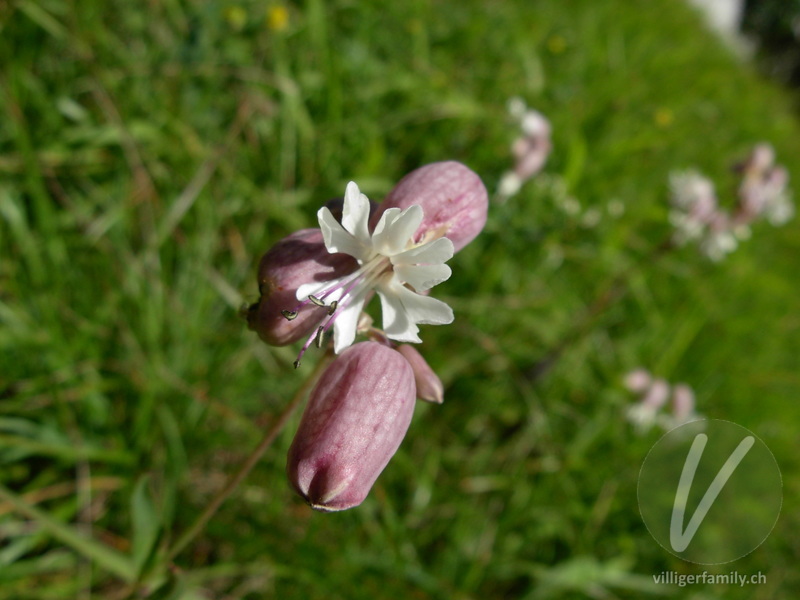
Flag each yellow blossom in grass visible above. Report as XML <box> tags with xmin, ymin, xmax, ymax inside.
<box><xmin>267</xmin><ymin>5</ymin><xmax>289</xmax><ymax>31</ymax></box>
<box><xmin>224</xmin><ymin>6</ymin><xmax>247</xmax><ymax>31</ymax></box>
<box><xmin>547</xmin><ymin>35</ymin><xmax>567</xmax><ymax>54</ymax></box>
<box><xmin>654</xmin><ymin>108</ymin><xmax>674</xmax><ymax>128</ymax></box>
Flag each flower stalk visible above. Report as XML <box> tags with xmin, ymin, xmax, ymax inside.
<box><xmin>165</xmin><ymin>354</ymin><xmax>331</xmax><ymax>561</ymax></box>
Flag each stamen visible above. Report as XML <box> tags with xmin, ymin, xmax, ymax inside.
<box><xmin>279</xmin><ymin>269</ymin><xmax>364</xmax><ymax>322</ymax></box>
<box><xmin>315</xmin><ymin>326</ymin><xmax>325</xmax><ymax>348</ymax></box>
<box><xmin>294</xmin><ymin>322</ymin><xmax>325</xmax><ymax>368</ymax></box>
<box><xmin>288</xmin><ymin>255</ymin><xmax>393</xmax><ymax>367</ymax></box>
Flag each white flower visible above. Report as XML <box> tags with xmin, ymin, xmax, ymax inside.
<box><xmin>625</xmin><ymin>378</ymin><xmax>670</xmax><ymax>434</ymax></box>
<box><xmin>669</xmin><ymin>170</ymin><xmax>716</xmax><ymax>212</ymax></box>
<box><xmin>765</xmin><ymin>194</ymin><xmax>794</xmax><ymax>226</ymax></box>
<box><xmin>497</xmin><ymin>171</ymin><xmax>522</xmax><ymax>199</ymax></box>
<box><xmin>520</xmin><ymin>110</ymin><xmax>551</xmax><ymax>138</ymax></box>
<box><xmin>626</xmin><ymin>403</ymin><xmax>659</xmax><ymax>433</ymax></box>
<box><xmin>294</xmin><ymin>181</ymin><xmax>454</xmax><ymax>355</ymax></box>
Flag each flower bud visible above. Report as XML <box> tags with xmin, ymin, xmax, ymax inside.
<box><xmin>623</xmin><ymin>369</ymin><xmax>652</xmax><ymax>393</ymax></box>
<box><xmin>371</xmin><ymin>161</ymin><xmax>488</xmax><ymax>253</ymax></box>
<box><xmin>248</xmin><ymin>229</ymin><xmax>357</xmax><ymax>346</ymax></box>
<box><xmin>642</xmin><ymin>379</ymin><xmax>670</xmax><ymax>409</ymax></box>
<box><xmin>738</xmin><ymin>143</ymin><xmax>775</xmax><ymax>177</ymax></box>
<box><xmin>671</xmin><ymin>384</ymin><xmax>696</xmax><ymax>423</ymax></box>
<box><xmin>512</xmin><ymin>137</ymin><xmax>550</xmax><ymax>181</ymax></box>
<box><xmin>396</xmin><ymin>344</ymin><xmax>444</xmax><ymax>404</ymax></box>
<box><xmin>287</xmin><ymin>342</ymin><xmax>416</xmax><ymax>511</ymax></box>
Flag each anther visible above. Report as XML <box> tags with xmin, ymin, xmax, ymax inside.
<box><xmin>293</xmin><ymin>359</ymin><xmax>301</xmax><ymax>369</ymax></box>
<box><xmin>308</xmin><ymin>295</ymin><xmax>326</xmax><ymax>307</ymax></box>
<box><xmin>327</xmin><ymin>300</ymin><xmax>338</xmax><ymax>315</ymax></box>
<box><xmin>315</xmin><ymin>326</ymin><xmax>325</xmax><ymax>349</ymax></box>
<box><xmin>281</xmin><ymin>310</ymin><xmax>298</xmax><ymax>321</ymax></box>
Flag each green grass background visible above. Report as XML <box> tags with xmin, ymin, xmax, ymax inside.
<box><xmin>1</xmin><ymin>0</ymin><xmax>799</xmax><ymax>598</ymax></box>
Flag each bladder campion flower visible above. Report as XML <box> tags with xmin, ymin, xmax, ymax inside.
<box><xmin>624</xmin><ymin>369</ymin><xmax>701</xmax><ymax>433</ymax></box>
<box><xmin>285</xmin><ymin>181</ymin><xmax>456</xmax><ymax>362</ymax></box>
<box><xmin>497</xmin><ymin>97</ymin><xmax>552</xmax><ymax>201</ymax></box>
<box><xmin>249</xmin><ymin>162</ymin><xmax>488</xmax><ymax>365</ymax></box>
<box><xmin>247</xmin><ymin>163</ymin><xmax>488</xmax><ymax>512</ymax></box>
<box><xmin>668</xmin><ymin>143</ymin><xmax>793</xmax><ymax>261</ymax></box>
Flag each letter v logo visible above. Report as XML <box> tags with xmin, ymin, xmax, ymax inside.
<box><xmin>669</xmin><ymin>433</ymin><xmax>755</xmax><ymax>552</ymax></box>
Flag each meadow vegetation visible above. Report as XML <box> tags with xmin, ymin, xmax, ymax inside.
<box><xmin>1</xmin><ymin>0</ymin><xmax>799</xmax><ymax>598</ymax></box>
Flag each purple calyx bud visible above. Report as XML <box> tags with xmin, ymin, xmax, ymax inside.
<box><xmin>371</xmin><ymin>161</ymin><xmax>488</xmax><ymax>253</ymax></box>
<box><xmin>396</xmin><ymin>344</ymin><xmax>444</xmax><ymax>404</ymax></box>
<box><xmin>287</xmin><ymin>342</ymin><xmax>416</xmax><ymax>511</ymax></box>
<box><xmin>247</xmin><ymin>229</ymin><xmax>357</xmax><ymax>346</ymax></box>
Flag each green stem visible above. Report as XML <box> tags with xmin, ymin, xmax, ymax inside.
<box><xmin>0</xmin><ymin>483</ymin><xmax>136</xmax><ymax>582</ymax></box>
<box><xmin>165</xmin><ymin>354</ymin><xmax>331</xmax><ymax>562</ymax></box>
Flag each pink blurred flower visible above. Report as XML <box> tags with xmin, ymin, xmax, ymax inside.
<box><xmin>624</xmin><ymin>370</ymin><xmax>702</xmax><ymax>433</ymax></box>
<box><xmin>669</xmin><ymin>144</ymin><xmax>793</xmax><ymax>261</ymax></box>
<box><xmin>497</xmin><ymin>98</ymin><xmax>552</xmax><ymax>200</ymax></box>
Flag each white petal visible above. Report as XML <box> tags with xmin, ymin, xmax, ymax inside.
<box><xmin>341</xmin><ymin>182</ymin><xmax>371</xmax><ymax>244</ymax></box>
<box><xmin>296</xmin><ymin>275</ymin><xmax>348</xmax><ymax>303</ymax></box>
<box><xmin>393</xmin><ymin>284</ymin><xmax>454</xmax><ymax>325</ymax></box>
<box><xmin>376</xmin><ymin>277</ymin><xmax>453</xmax><ymax>343</ymax></box>
<box><xmin>377</xmin><ymin>289</ymin><xmax>421</xmax><ymax>343</ymax></box>
<box><xmin>393</xmin><ymin>237</ymin><xmax>454</xmax><ymax>266</ymax></box>
<box><xmin>317</xmin><ymin>207</ymin><xmax>367</xmax><ymax>260</ymax></box>
<box><xmin>372</xmin><ymin>205</ymin><xmax>423</xmax><ymax>256</ymax></box>
<box><xmin>371</xmin><ymin>208</ymin><xmax>401</xmax><ymax>248</ymax></box>
<box><xmin>332</xmin><ymin>292</ymin><xmax>367</xmax><ymax>353</ymax></box>
<box><xmin>394</xmin><ymin>263</ymin><xmax>451</xmax><ymax>291</ymax></box>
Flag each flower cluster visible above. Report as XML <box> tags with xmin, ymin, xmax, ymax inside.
<box><xmin>735</xmin><ymin>143</ymin><xmax>794</xmax><ymax>227</ymax></box>
<box><xmin>497</xmin><ymin>97</ymin><xmax>552</xmax><ymax>201</ymax></box>
<box><xmin>669</xmin><ymin>143</ymin><xmax>793</xmax><ymax>261</ymax></box>
<box><xmin>249</xmin><ymin>162</ymin><xmax>488</xmax><ymax>510</ymax></box>
<box><xmin>624</xmin><ymin>369</ymin><xmax>701</xmax><ymax>433</ymax></box>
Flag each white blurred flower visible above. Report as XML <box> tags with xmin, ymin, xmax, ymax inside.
<box><xmin>765</xmin><ymin>193</ymin><xmax>794</xmax><ymax>226</ymax></box>
<box><xmin>607</xmin><ymin>199</ymin><xmax>625</xmax><ymax>218</ymax></box>
<box><xmin>670</xmin><ymin>170</ymin><xmax>717</xmax><ymax>213</ymax></box>
<box><xmin>667</xmin><ymin>144</ymin><xmax>793</xmax><ymax>261</ymax></box>
<box><xmin>700</xmin><ymin>230</ymin><xmax>737</xmax><ymax>262</ymax></box>
<box><xmin>561</xmin><ymin>196</ymin><xmax>581</xmax><ymax>216</ymax></box>
<box><xmin>497</xmin><ymin>172</ymin><xmax>523</xmax><ymax>198</ymax></box>
<box><xmin>581</xmin><ymin>208</ymin><xmax>602</xmax><ymax>228</ymax></box>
